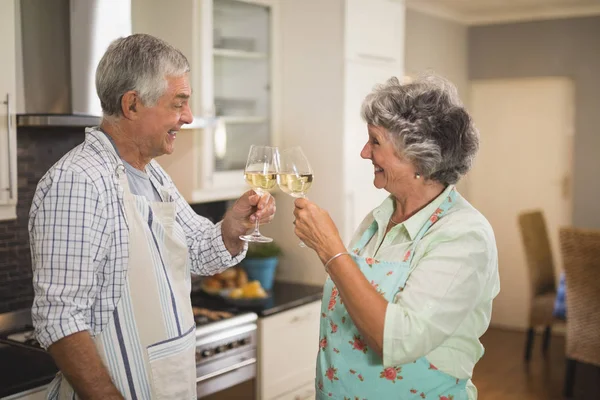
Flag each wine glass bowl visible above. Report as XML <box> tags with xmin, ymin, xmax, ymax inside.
<box><xmin>276</xmin><ymin>147</ymin><xmax>313</xmax><ymax>247</ymax></box>
<box><xmin>276</xmin><ymin>147</ymin><xmax>313</xmax><ymax>199</ymax></box>
<box><xmin>240</xmin><ymin>145</ymin><xmax>278</xmax><ymax>243</ymax></box>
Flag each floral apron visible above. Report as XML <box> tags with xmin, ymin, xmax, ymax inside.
<box><xmin>316</xmin><ymin>188</ymin><xmax>468</xmax><ymax>400</ymax></box>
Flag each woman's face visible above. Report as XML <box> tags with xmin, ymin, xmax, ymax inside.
<box><xmin>360</xmin><ymin>125</ymin><xmax>417</xmax><ymax>193</ymax></box>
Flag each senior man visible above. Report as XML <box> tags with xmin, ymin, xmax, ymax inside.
<box><xmin>29</xmin><ymin>33</ymin><xmax>275</xmax><ymax>400</ymax></box>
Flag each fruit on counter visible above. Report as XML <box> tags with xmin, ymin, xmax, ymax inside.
<box><xmin>228</xmin><ymin>280</ymin><xmax>268</xmax><ymax>299</ymax></box>
<box><xmin>201</xmin><ymin>267</ymin><xmax>249</xmax><ymax>293</ymax></box>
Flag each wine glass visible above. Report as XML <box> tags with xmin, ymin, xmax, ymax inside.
<box><xmin>240</xmin><ymin>145</ymin><xmax>279</xmax><ymax>243</ymax></box>
<box><xmin>276</xmin><ymin>146</ymin><xmax>314</xmax><ymax>247</ymax></box>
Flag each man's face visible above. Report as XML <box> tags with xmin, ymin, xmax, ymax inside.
<box><xmin>134</xmin><ymin>74</ymin><xmax>193</xmax><ymax>158</ymax></box>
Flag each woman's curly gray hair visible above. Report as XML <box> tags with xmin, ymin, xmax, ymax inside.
<box><xmin>361</xmin><ymin>74</ymin><xmax>479</xmax><ymax>185</ymax></box>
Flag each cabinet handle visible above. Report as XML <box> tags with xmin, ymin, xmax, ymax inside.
<box><xmin>195</xmin><ymin>357</ymin><xmax>256</xmax><ymax>383</ymax></box>
<box><xmin>2</xmin><ymin>93</ymin><xmax>15</xmax><ymax>202</ymax></box>
<box><xmin>356</xmin><ymin>53</ymin><xmax>396</xmax><ymax>63</ymax></box>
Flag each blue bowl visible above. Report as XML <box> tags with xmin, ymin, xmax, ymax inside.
<box><xmin>242</xmin><ymin>257</ymin><xmax>278</xmax><ymax>291</ymax></box>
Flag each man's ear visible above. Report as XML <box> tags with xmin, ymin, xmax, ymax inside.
<box><xmin>121</xmin><ymin>91</ymin><xmax>139</xmax><ymax>120</ymax></box>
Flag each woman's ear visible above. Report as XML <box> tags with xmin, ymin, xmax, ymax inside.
<box><xmin>121</xmin><ymin>91</ymin><xmax>139</xmax><ymax>120</ymax></box>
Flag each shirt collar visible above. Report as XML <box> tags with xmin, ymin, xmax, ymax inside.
<box><xmin>372</xmin><ymin>184</ymin><xmax>455</xmax><ymax>240</ymax></box>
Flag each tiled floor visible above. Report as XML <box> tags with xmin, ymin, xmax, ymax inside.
<box><xmin>473</xmin><ymin>328</ymin><xmax>600</xmax><ymax>399</ymax></box>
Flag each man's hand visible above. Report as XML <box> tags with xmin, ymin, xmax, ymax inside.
<box><xmin>222</xmin><ymin>190</ymin><xmax>276</xmax><ymax>255</ymax></box>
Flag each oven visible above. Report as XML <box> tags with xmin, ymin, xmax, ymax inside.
<box><xmin>194</xmin><ymin>309</ymin><xmax>258</xmax><ymax>400</ymax></box>
<box><xmin>0</xmin><ymin>308</ymin><xmax>259</xmax><ymax>400</ymax></box>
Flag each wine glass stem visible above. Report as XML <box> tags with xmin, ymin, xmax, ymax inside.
<box><xmin>253</xmin><ymin>217</ymin><xmax>261</xmax><ymax>236</ymax></box>
<box><xmin>252</xmin><ymin>189</ymin><xmax>264</xmax><ymax>237</ymax></box>
<box><xmin>298</xmin><ymin>193</ymin><xmax>307</xmax><ymax>247</ymax></box>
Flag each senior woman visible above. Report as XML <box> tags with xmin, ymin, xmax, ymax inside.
<box><xmin>293</xmin><ymin>75</ymin><xmax>500</xmax><ymax>400</ymax></box>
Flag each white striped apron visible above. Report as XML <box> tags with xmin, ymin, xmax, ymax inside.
<box><xmin>48</xmin><ymin>154</ymin><xmax>197</xmax><ymax>399</ymax></box>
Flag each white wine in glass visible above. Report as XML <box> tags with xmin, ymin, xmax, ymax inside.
<box><xmin>276</xmin><ymin>146</ymin><xmax>313</xmax><ymax>247</ymax></box>
<box><xmin>240</xmin><ymin>145</ymin><xmax>279</xmax><ymax>243</ymax></box>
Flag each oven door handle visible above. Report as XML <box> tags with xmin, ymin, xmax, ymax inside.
<box><xmin>196</xmin><ymin>357</ymin><xmax>257</xmax><ymax>383</ymax></box>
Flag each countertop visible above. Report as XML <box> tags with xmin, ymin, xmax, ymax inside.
<box><xmin>0</xmin><ymin>280</ymin><xmax>322</xmax><ymax>398</ymax></box>
<box><xmin>191</xmin><ymin>280</ymin><xmax>324</xmax><ymax>317</ymax></box>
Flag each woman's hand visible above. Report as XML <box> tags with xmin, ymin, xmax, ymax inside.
<box><xmin>293</xmin><ymin>198</ymin><xmax>346</xmax><ymax>263</ymax></box>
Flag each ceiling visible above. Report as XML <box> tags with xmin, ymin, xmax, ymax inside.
<box><xmin>404</xmin><ymin>0</ymin><xmax>600</xmax><ymax>25</ymax></box>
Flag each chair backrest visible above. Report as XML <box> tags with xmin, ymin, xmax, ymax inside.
<box><xmin>559</xmin><ymin>226</ymin><xmax>600</xmax><ymax>366</ymax></box>
<box><xmin>518</xmin><ymin>210</ymin><xmax>557</xmax><ymax>297</ymax></box>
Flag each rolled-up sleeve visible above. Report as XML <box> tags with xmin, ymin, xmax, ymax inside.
<box><xmin>382</xmin><ymin>228</ymin><xmax>495</xmax><ymax>367</ymax></box>
<box><xmin>30</xmin><ymin>169</ymin><xmax>109</xmax><ymax>349</ymax></box>
<box><xmin>174</xmin><ymin>193</ymin><xmax>247</xmax><ymax>276</ymax></box>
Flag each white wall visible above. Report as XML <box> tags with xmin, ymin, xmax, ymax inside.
<box><xmin>404</xmin><ymin>8</ymin><xmax>471</xmax><ymax>196</ymax></box>
<box><xmin>405</xmin><ymin>8</ymin><xmax>469</xmax><ymax>101</ymax></box>
<box><xmin>261</xmin><ymin>0</ymin><xmax>345</xmax><ymax>285</ymax></box>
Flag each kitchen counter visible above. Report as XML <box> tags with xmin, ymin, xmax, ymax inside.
<box><xmin>0</xmin><ymin>281</ymin><xmax>323</xmax><ymax>398</ymax></box>
<box><xmin>0</xmin><ymin>343</ymin><xmax>56</xmax><ymax>398</ymax></box>
<box><xmin>191</xmin><ymin>280</ymin><xmax>323</xmax><ymax>317</ymax></box>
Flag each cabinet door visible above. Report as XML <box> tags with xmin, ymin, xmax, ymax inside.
<box><xmin>345</xmin><ymin>0</ymin><xmax>404</xmax><ymax>66</ymax></box>
<box><xmin>343</xmin><ymin>61</ymin><xmax>400</xmax><ymax>242</ymax></box>
<box><xmin>258</xmin><ymin>301</ymin><xmax>321</xmax><ymax>400</ymax></box>
<box><xmin>209</xmin><ymin>0</ymin><xmax>273</xmax><ymax>188</ymax></box>
<box><xmin>272</xmin><ymin>382</ymin><xmax>315</xmax><ymax>400</ymax></box>
<box><xmin>0</xmin><ymin>0</ymin><xmax>17</xmax><ymax>220</ymax></box>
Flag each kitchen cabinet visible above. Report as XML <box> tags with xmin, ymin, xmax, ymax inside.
<box><xmin>133</xmin><ymin>0</ymin><xmax>279</xmax><ymax>203</ymax></box>
<box><xmin>266</xmin><ymin>0</ymin><xmax>405</xmax><ymax>285</ymax></box>
<box><xmin>0</xmin><ymin>0</ymin><xmax>18</xmax><ymax>221</ymax></box>
<box><xmin>345</xmin><ymin>0</ymin><xmax>404</xmax><ymax>65</ymax></box>
<box><xmin>257</xmin><ymin>300</ymin><xmax>321</xmax><ymax>400</ymax></box>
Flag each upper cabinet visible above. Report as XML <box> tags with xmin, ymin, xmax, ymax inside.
<box><xmin>345</xmin><ymin>0</ymin><xmax>404</xmax><ymax>66</ymax></box>
<box><xmin>0</xmin><ymin>0</ymin><xmax>18</xmax><ymax>221</ymax></box>
<box><xmin>133</xmin><ymin>0</ymin><xmax>278</xmax><ymax>203</ymax></box>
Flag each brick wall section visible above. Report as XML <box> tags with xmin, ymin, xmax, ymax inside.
<box><xmin>0</xmin><ymin>127</ymin><xmax>226</xmax><ymax>314</ymax></box>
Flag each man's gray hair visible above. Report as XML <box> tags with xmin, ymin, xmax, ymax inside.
<box><xmin>361</xmin><ymin>73</ymin><xmax>479</xmax><ymax>185</ymax></box>
<box><xmin>96</xmin><ymin>33</ymin><xmax>190</xmax><ymax>117</ymax></box>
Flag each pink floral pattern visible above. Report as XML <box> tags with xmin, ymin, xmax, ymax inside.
<box><xmin>348</xmin><ymin>334</ymin><xmax>368</xmax><ymax>353</ymax></box>
<box><xmin>380</xmin><ymin>366</ymin><xmax>403</xmax><ymax>383</ymax></box>
<box><xmin>365</xmin><ymin>257</ymin><xmax>379</xmax><ymax>266</ymax></box>
<box><xmin>325</xmin><ymin>366</ymin><xmax>339</xmax><ymax>382</ymax></box>
<box><xmin>330</xmin><ymin>320</ymin><xmax>338</xmax><ymax>334</ymax></box>
<box><xmin>319</xmin><ymin>336</ymin><xmax>328</xmax><ymax>350</ymax></box>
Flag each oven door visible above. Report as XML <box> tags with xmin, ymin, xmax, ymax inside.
<box><xmin>196</xmin><ymin>348</ymin><xmax>256</xmax><ymax>399</ymax></box>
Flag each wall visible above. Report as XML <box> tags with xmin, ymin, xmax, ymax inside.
<box><xmin>469</xmin><ymin>16</ymin><xmax>600</xmax><ymax>229</ymax></box>
<box><xmin>0</xmin><ymin>128</ymin><xmax>227</xmax><ymax>314</ymax></box>
<box><xmin>263</xmin><ymin>0</ymin><xmax>344</xmax><ymax>285</ymax></box>
<box><xmin>0</xmin><ymin>127</ymin><xmax>83</xmax><ymax>313</ymax></box>
<box><xmin>404</xmin><ymin>8</ymin><xmax>470</xmax><ymax>196</ymax></box>
<box><xmin>405</xmin><ymin>9</ymin><xmax>469</xmax><ymax>102</ymax></box>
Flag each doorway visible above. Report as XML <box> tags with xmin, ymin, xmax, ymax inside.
<box><xmin>468</xmin><ymin>77</ymin><xmax>574</xmax><ymax>330</ymax></box>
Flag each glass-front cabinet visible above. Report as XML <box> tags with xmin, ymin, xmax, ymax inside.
<box><xmin>133</xmin><ymin>0</ymin><xmax>278</xmax><ymax>202</ymax></box>
<box><xmin>0</xmin><ymin>0</ymin><xmax>17</xmax><ymax>221</ymax></box>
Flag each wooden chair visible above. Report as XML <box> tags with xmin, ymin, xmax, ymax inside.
<box><xmin>518</xmin><ymin>210</ymin><xmax>558</xmax><ymax>362</ymax></box>
<box><xmin>559</xmin><ymin>227</ymin><xmax>600</xmax><ymax>398</ymax></box>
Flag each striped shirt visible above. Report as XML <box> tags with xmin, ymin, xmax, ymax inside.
<box><xmin>29</xmin><ymin>128</ymin><xmax>246</xmax><ymax>350</ymax></box>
